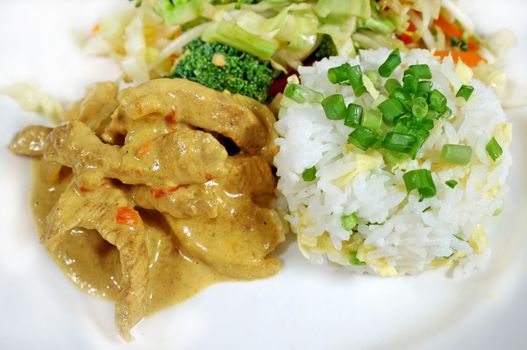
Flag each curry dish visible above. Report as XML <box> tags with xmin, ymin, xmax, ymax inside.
<box><xmin>9</xmin><ymin>78</ymin><xmax>285</xmax><ymax>340</ymax></box>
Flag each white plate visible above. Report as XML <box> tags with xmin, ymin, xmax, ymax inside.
<box><xmin>1</xmin><ymin>1</ymin><xmax>527</xmax><ymax>349</ymax></box>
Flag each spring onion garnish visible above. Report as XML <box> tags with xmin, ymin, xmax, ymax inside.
<box><xmin>429</xmin><ymin>89</ymin><xmax>447</xmax><ymax>112</ymax></box>
<box><xmin>411</xmin><ymin>97</ymin><xmax>428</xmax><ymax>118</ymax></box>
<box><xmin>402</xmin><ymin>74</ymin><xmax>418</xmax><ymax>93</ymax></box>
<box><xmin>382</xmin><ymin>132</ymin><xmax>417</xmax><ymax>153</ymax></box>
<box><xmin>361</xmin><ymin>109</ymin><xmax>382</xmax><ymax>130</ymax></box>
<box><xmin>327</xmin><ymin>63</ymin><xmax>353</xmax><ymax>84</ymax></box>
<box><xmin>456</xmin><ymin>84</ymin><xmax>474</xmax><ymax>101</ymax></box>
<box><xmin>344</xmin><ymin>103</ymin><xmax>363</xmax><ymax>127</ymax></box>
<box><xmin>417</xmin><ymin>80</ymin><xmax>432</xmax><ymax>93</ymax></box>
<box><xmin>321</xmin><ymin>94</ymin><xmax>347</xmax><ymax>120</ymax></box>
<box><xmin>403</xmin><ymin>169</ymin><xmax>437</xmax><ymax>199</ymax></box>
<box><xmin>341</xmin><ymin>213</ymin><xmax>358</xmax><ymax>231</ymax></box>
<box><xmin>283</xmin><ymin>84</ymin><xmax>324</xmax><ymax>104</ymax></box>
<box><xmin>486</xmin><ymin>137</ymin><xmax>503</xmax><ymax>161</ymax></box>
<box><xmin>302</xmin><ymin>166</ymin><xmax>317</xmax><ymax>182</ymax></box>
<box><xmin>445</xmin><ymin>180</ymin><xmax>458</xmax><ymax>188</ymax></box>
<box><xmin>393</xmin><ymin>88</ymin><xmax>411</xmax><ymax>103</ymax></box>
<box><xmin>441</xmin><ymin>144</ymin><xmax>473</xmax><ymax>165</ymax></box>
<box><xmin>378</xmin><ymin>98</ymin><xmax>405</xmax><ymax>125</ymax></box>
<box><xmin>349</xmin><ymin>64</ymin><xmax>367</xmax><ymax>96</ymax></box>
<box><xmin>349</xmin><ymin>251</ymin><xmax>366</xmax><ymax>266</ymax></box>
<box><xmin>348</xmin><ymin>127</ymin><xmax>377</xmax><ymax>151</ymax></box>
<box><xmin>384</xmin><ymin>78</ymin><xmax>401</xmax><ymax>96</ymax></box>
<box><xmin>378</xmin><ymin>49</ymin><xmax>401</xmax><ymax>77</ymax></box>
<box><xmin>406</xmin><ymin>64</ymin><xmax>432</xmax><ymax>79</ymax></box>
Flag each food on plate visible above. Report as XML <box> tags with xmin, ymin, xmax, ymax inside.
<box><xmin>82</xmin><ymin>0</ymin><xmax>512</xmax><ymax>104</ymax></box>
<box><xmin>9</xmin><ymin>78</ymin><xmax>285</xmax><ymax>340</ymax></box>
<box><xmin>274</xmin><ymin>48</ymin><xmax>511</xmax><ymax>276</ymax></box>
<box><xmin>4</xmin><ymin>0</ymin><xmax>518</xmax><ymax>341</ymax></box>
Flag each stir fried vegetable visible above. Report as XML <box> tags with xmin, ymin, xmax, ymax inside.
<box><xmin>83</xmin><ymin>0</ymin><xmax>513</xmax><ymax>101</ymax></box>
<box><xmin>170</xmin><ymin>39</ymin><xmax>273</xmax><ymax>102</ymax></box>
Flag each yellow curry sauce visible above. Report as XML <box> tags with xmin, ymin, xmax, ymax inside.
<box><xmin>10</xmin><ymin>79</ymin><xmax>285</xmax><ymax>340</ymax></box>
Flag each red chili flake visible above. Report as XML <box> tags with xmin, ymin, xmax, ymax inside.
<box><xmin>134</xmin><ymin>102</ymin><xmax>143</xmax><ymax>114</ymax></box>
<box><xmin>137</xmin><ymin>143</ymin><xmax>151</xmax><ymax>158</ymax></box>
<box><xmin>168</xmin><ymin>184</ymin><xmax>189</xmax><ymax>193</ymax></box>
<box><xmin>165</xmin><ymin>110</ymin><xmax>177</xmax><ymax>127</ymax></box>
<box><xmin>79</xmin><ymin>186</ymin><xmax>89</xmax><ymax>193</ymax></box>
<box><xmin>115</xmin><ymin>207</ymin><xmax>139</xmax><ymax>226</ymax></box>
<box><xmin>205</xmin><ymin>174</ymin><xmax>214</xmax><ymax>181</ymax></box>
<box><xmin>152</xmin><ymin>188</ymin><xmax>167</xmax><ymax>198</ymax></box>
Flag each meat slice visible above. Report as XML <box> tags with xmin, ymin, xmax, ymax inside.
<box><xmin>131</xmin><ymin>184</ymin><xmax>218</xmax><ymax>219</ymax></box>
<box><xmin>43</xmin><ymin>182</ymin><xmax>149</xmax><ymax>341</ymax></box>
<box><xmin>165</xmin><ymin>194</ymin><xmax>285</xmax><ymax>279</ymax></box>
<box><xmin>9</xmin><ymin>125</ymin><xmax>52</xmax><ymax>157</ymax></box>
<box><xmin>42</xmin><ymin>120</ymin><xmax>227</xmax><ymax>188</ymax></box>
<box><xmin>116</xmin><ymin>78</ymin><xmax>271</xmax><ymax>154</ymax></box>
<box><xmin>222</xmin><ymin>155</ymin><xmax>276</xmax><ymax>197</ymax></box>
<box><xmin>65</xmin><ymin>82</ymin><xmax>119</xmax><ymax>138</ymax></box>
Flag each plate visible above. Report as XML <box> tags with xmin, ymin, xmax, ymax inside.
<box><xmin>1</xmin><ymin>1</ymin><xmax>526</xmax><ymax>349</ymax></box>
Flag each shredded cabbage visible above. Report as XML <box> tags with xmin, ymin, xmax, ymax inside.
<box><xmin>1</xmin><ymin>83</ymin><xmax>64</xmax><ymax>124</ymax></box>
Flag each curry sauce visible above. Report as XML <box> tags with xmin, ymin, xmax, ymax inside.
<box><xmin>11</xmin><ymin>78</ymin><xmax>285</xmax><ymax>340</ymax></box>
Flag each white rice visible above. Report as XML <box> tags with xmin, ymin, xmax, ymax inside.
<box><xmin>274</xmin><ymin>49</ymin><xmax>512</xmax><ymax>276</ymax></box>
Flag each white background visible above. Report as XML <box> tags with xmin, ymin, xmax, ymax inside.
<box><xmin>0</xmin><ymin>1</ymin><xmax>526</xmax><ymax>349</ymax></box>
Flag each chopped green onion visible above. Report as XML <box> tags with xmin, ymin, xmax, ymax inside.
<box><xmin>321</xmin><ymin>94</ymin><xmax>347</xmax><ymax>120</ymax></box>
<box><xmin>451</xmin><ymin>37</ymin><xmax>460</xmax><ymax>46</ymax></box>
<box><xmin>411</xmin><ymin>97</ymin><xmax>428</xmax><ymax>118</ymax></box>
<box><xmin>393</xmin><ymin>88</ymin><xmax>411</xmax><ymax>102</ymax></box>
<box><xmin>283</xmin><ymin>84</ymin><xmax>324</xmax><ymax>104</ymax></box>
<box><xmin>438</xmin><ymin>106</ymin><xmax>453</xmax><ymax>119</ymax></box>
<box><xmin>302</xmin><ymin>166</ymin><xmax>317</xmax><ymax>182</ymax></box>
<box><xmin>341</xmin><ymin>213</ymin><xmax>358</xmax><ymax>231</ymax></box>
<box><xmin>384</xmin><ymin>150</ymin><xmax>409</xmax><ymax>166</ymax></box>
<box><xmin>486</xmin><ymin>137</ymin><xmax>503</xmax><ymax>161</ymax></box>
<box><xmin>349</xmin><ymin>251</ymin><xmax>366</xmax><ymax>266</ymax></box>
<box><xmin>429</xmin><ymin>89</ymin><xmax>447</xmax><ymax>112</ymax></box>
<box><xmin>445</xmin><ymin>180</ymin><xmax>458</xmax><ymax>188</ymax></box>
<box><xmin>408</xmin><ymin>128</ymin><xmax>430</xmax><ymax>159</ymax></box>
<box><xmin>426</xmin><ymin>110</ymin><xmax>439</xmax><ymax>119</ymax></box>
<box><xmin>402</xmin><ymin>169</ymin><xmax>437</xmax><ymax>199</ymax></box>
<box><xmin>378</xmin><ymin>49</ymin><xmax>401</xmax><ymax>77</ymax></box>
<box><xmin>361</xmin><ymin>109</ymin><xmax>382</xmax><ymax>130</ymax></box>
<box><xmin>406</xmin><ymin>64</ymin><xmax>432</xmax><ymax>79</ymax></box>
<box><xmin>441</xmin><ymin>144</ymin><xmax>473</xmax><ymax>165</ymax></box>
<box><xmin>327</xmin><ymin>63</ymin><xmax>353</xmax><ymax>84</ymax></box>
<box><xmin>403</xmin><ymin>74</ymin><xmax>418</xmax><ymax>93</ymax></box>
<box><xmin>344</xmin><ymin>103</ymin><xmax>363</xmax><ymax>128</ymax></box>
<box><xmin>456</xmin><ymin>85</ymin><xmax>474</xmax><ymax>101</ymax></box>
<box><xmin>384</xmin><ymin>79</ymin><xmax>401</xmax><ymax>96</ymax></box>
<box><xmin>349</xmin><ymin>65</ymin><xmax>367</xmax><ymax>96</ymax></box>
<box><xmin>382</xmin><ymin>132</ymin><xmax>417</xmax><ymax>153</ymax></box>
<box><xmin>418</xmin><ymin>81</ymin><xmax>432</xmax><ymax>92</ymax></box>
<box><xmin>348</xmin><ymin>127</ymin><xmax>377</xmax><ymax>151</ymax></box>
<box><xmin>378</xmin><ymin>98</ymin><xmax>405</xmax><ymax>125</ymax></box>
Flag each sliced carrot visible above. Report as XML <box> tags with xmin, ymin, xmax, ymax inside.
<box><xmin>434</xmin><ymin>17</ymin><xmax>462</xmax><ymax>39</ymax></box>
<box><xmin>115</xmin><ymin>207</ymin><xmax>140</xmax><ymax>226</ymax></box>
<box><xmin>434</xmin><ymin>51</ymin><xmax>486</xmax><ymax>67</ymax></box>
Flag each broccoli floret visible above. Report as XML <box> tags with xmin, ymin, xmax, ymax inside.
<box><xmin>170</xmin><ymin>39</ymin><xmax>273</xmax><ymax>102</ymax></box>
<box><xmin>313</xmin><ymin>34</ymin><xmax>338</xmax><ymax>59</ymax></box>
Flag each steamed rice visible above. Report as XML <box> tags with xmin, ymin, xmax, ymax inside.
<box><xmin>274</xmin><ymin>49</ymin><xmax>512</xmax><ymax>276</ymax></box>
